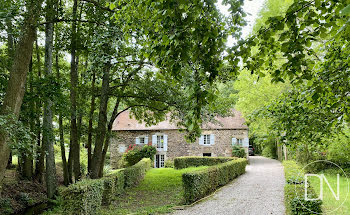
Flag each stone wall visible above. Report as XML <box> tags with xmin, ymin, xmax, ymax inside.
<box><xmin>109</xmin><ymin>129</ymin><xmax>248</xmax><ymax>169</ymax></box>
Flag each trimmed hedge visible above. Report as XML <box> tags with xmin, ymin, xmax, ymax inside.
<box><xmin>283</xmin><ymin>161</ymin><xmax>323</xmax><ymax>215</ymax></box>
<box><xmin>60</xmin><ymin>179</ymin><xmax>104</xmax><ymax>215</ymax></box>
<box><xmin>124</xmin><ymin>158</ymin><xmax>152</xmax><ymax>188</ymax></box>
<box><xmin>61</xmin><ymin>158</ymin><xmax>151</xmax><ymax>214</ymax></box>
<box><xmin>182</xmin><ymin>158</ymin><xmax>247</xmax><ymax>204</ymax></box>
<box><xmin>285</xmin><ymin>184</ymin><xmax>322</xmax><ymax>215</ymax></box>
<box><xmin>174</xmin><ymin>156</ymin><xmax>236</xmax><ymax>169</ymax></box>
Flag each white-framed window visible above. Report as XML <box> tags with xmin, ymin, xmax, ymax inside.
<box><xmin>152</xmin><ymin>134</ymin><xmax>168</xmax><ymax>151</ymax></box>
<box><xmin>157</xmin><ymin>135</ymin><xmax>164</xmax><ymax>149</ymax></box>
<box><xmin>203</xmin><ymin>134</ymin><xmax>211</xmax><ymax>145</ymax></box>
<box><xmin>140</xmin><ymin>137</ymin><xmax>145</xmax><ymax>144</ymax></box>
<box><xmin>136</xmin><ymin>136</ymin><xmax>148</xmax><ymax>145</ymax></box>
<box><xmin>232</xmin><ymin>137</ymin><xmax>248</xmax><ymax>147</ymax></box>
<box><xmin>199</xmin><ymin>134</ymin><xmax>215</xmax><ymax>145</ymax></box>
<box><xmin>155</xmin><ymin>154</ymin><xmax>165</xmax><ymax>168</ymax></box>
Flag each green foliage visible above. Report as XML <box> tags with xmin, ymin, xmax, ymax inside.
<box><xmin>124</xmin><ymin>158</ymin><xmax>152</xmax><ymax>188</ymax></box>
<box><xmin>283</xmin><ymin>161</ymin><xmax>323</xmax><ymax>214</ymax></box>
<box><xmin>60</xmin><ymin>179</ymin><xmax>105</xmax><ymax>215</ymax></box>
<box><xmin>174</xmin><ymin>156</ymin><xmax>235</xmax><ymax>169</ymax></box>
<box><xmin>324</xmin><ymin>127</ymin><xmax>350</xmax><ymax>167</ymax></box>
<box><xmin>261</xmin><ymin>140</ymin><xmax>277</xmax><ymax>159</ymax></box>
<box><xmin>123</xmin><ymin>144</ymin><xmax>156</xmax><ymax>167</ymax></box>
<box><xmin>60</xmin><ymin>158</ymin><xmax>151</xmax><ymax>214</ymax></box>
<box><xmin>283</xmin><ymin>161</ymin><xmax>305</xmax><ymax>184</ymax></box>
<box><xmin>182</xmin><ymin>158</ymin><xmax>247</xmax><ymax>204</ymax></box>
<box><xmin>164</xmin><ymin>160</ymin><xmax>174</xmax><ymax>168</ymax></box>
<box><xmin>0</xmin><ymin>113</ymin><xmax>33</xmax><ymax>157</ymax></box>
<box><xmin>284</xmin><ymin>184</ymin><xmax>323</xmax><ymax>215</ymax></box>
<box><xmin>231</xmin><ymin>145</ymin><xmax>246</xmax><ymax>158</ymax></box>
<box><xmin>0</xmin><ymin>197</ymin><xmax>13</xmax><ymax>214</ymax></box>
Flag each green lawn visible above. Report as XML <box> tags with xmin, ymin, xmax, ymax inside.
<box><xmin>310</xmin><ymin>173</ymin><xmax>350</xmax><ymax>214</ymax></box>
<box><xmin>99</xmin><ymin>166</ymin><xmax>208</xmax><ymax>215</ymax></box>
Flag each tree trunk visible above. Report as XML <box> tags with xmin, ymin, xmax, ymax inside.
<box><xmin>90</xmin><ymin>64</ymin><xmax>110</xmax><ymax>179</ymax></box>
<box><xmin>69</xmin><ymin>0</ymin><xmax>81</xmax><ymax>181</ymax></box>
<box><xmin>6</xmin><ymin>153</ymin><xmax>12</xmax><ymax>169</ymax></box>
<box><xmin>56</xmin><ymin>50</ymin><xmax>70</xmax><ymax>186</ymax></box>
<box><xmin>0</xmin><ymin>0</ymin><xmax>43</xmax><ymax>185</ymax></box>
<box><xmin>20</xmin><ymin>57</ymin><xmax>34</xmax><ymax>180</ymax></box>
<box><xmin>87</xmin><ymin>71</ymin><xmax>96</xmax><ymax>173</ymax></box>
<box><xmin>34</xmin><ymin>40</ymin><xmax>44</xmax><ymax>183</ymax></box>
<box><xmin>43</xmin><ymin>0</ymin><xmax>57</xmax><ymax>198</ymax></box>
<box><xmin>98</xmin><ymin>98</ymin><xmax>121</xmax><ymax>177</ymax></box>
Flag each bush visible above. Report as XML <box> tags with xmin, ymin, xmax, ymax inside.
<box><xmin>124</xmin><ymin>158</ymin><xmax>152</xmax><ymax>188</ymax></box>
<box><xmin>60</xmin><ymin>179</ymin><xmax>105</xmax><ymax>215</ymax></box>
<box><xmin>0</xmin><ymin>197</ymin><xmax>13</xmax><ymax>214</ymax></box>
<box><xmin>123</xmin><ymin>144</ymin><xmax>156</xmax><ymax>166</ymax></box>
<box><xmin>174</xmin><ymin>156</ymin><xmax>236</xmax><ymax>169</ymax></box>
<box><xmin>232</xmin><ymin>145</ymin><xmax>246</xmax><ymax>158</ymax></box>
<box><xmin>283</xmin><ymin>161</ymin><xmax>305</xmax><ymax>184</ymax></box>
<box><xmin>285</xmin><ymin>184</ymin><xmax>322</xmax><ymax>215</ymax></box>
<box><xmin>60</xmin><ymin>159</ymin><xmax>151</xmax><ymax>214</ymax></box>
<box><xmin>283</xmin><ymin>160</ymin><xmax>323</xmax><ymax>214</ymax></box>
<box><xmin>165</xmin><ymin>160</ymin><xmax>174</xmax><ymax>168</ymax></box>
<box><xmin>182</xmin><ymin>158</ymin><xmax>247</xmax><ymax>204</ymax></box>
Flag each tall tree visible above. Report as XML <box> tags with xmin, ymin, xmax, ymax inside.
<box><xmin>0</xmin><ymin>0</ymin><xmax>44</xmax><ymax>184</ymax></box>
<box><xmin>68</xmin><ymin>0</ymin><xmax>81</xmax><ymax>181</ymax></box>
<box><xmin>43</xmin><ymin>0</ymin><xmax>57</xmax><ymax>198</ymax></box>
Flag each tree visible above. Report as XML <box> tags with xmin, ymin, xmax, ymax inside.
<box><xmin>43</xmin><ymin>0</ymin><xmax>57</xmax><ymax>198</ymax></box>
<box><xmin>0</xmin><ymin>0</ymin><xmax>44</xmax><ymax>185</ymax></box>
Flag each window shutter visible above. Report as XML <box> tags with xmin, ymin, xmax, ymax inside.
<box><xmin>232</xmin><ymin>138</ymin><xmax>237</xmax><ymax>146</ymax></box>
<box><xmin>136</xmin><ymin>137</ymin><xmax>140</xmax><ymax>145</ymax></box>
<box><xmin>145</xmin><ymin>136</ymin><xmax>149</xmax><ymax>145</ymax></box>
<box><xmin>243</xmin><ymin>137</ymin><xmax>249</xmax><ymax>147</ymax></box>
<box><xmin>164</xmin><ymin>135</ymin><xmax>168</xmax><ymax>151</ymax></box>
<box><xmin>152</xmin><ymin>135</ymin><xmax>157</xmax><ymax>147</ymax></box>
<box><xmin>210</xmin><ymin>134</ymin><xmax>215</xmax><ymax>145</ymax></box>
<box><xmin>199</xmin><ymin>135</ymin><xmax>204</xmax><ymax>145</ymax></box>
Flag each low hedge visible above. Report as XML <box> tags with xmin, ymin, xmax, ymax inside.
<box><xmin>182</xmin><ymin>158</ymin><xmax>247</xmax><ymax>204</ymax></box>
<box><xmin>174</xmin><ymin>156</ymin><xmax>236</xmax><ymax>169</ymax></box>
<box><xmin>61</xmin><ymin>158</ymin><xmax>151</xmax><ymax>214</ymax></box>
<box><xmin>60</xmin><ymin>179</ymin><xmax>104</xmax><ymax>215</ymax></box>
<box><xmin>124</xmin><ymin>158</ymin><xmax>152</xmax><ymax>188</ymax></box>
<box><xmin>283</xmin><ymin>161</ymin><xmax>323</xmax><ymax>215</ymax></box>
<box><xmin>285</xmin><ymin>184</ymin><xmax>322</xmax><ymax>215</ymax></box>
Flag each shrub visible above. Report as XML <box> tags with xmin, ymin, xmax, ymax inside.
<box><xmin>105</xmin><ymin>168</ymin><xmax>126</xmax><ymax>195</ymax></box>
<box><xmin>0</xmin><ymin>197</ymin><xmax>13</xmax><ymax>214</ymax></box>
<box><xmin>123</xmin><ymin>144</ymin><xmax>156</xmax><ymax>166</ymax></box>
<box><xmin>285</xmin><ymin>184</ymin><xmax>322</xmax><ymax>215</ymax></box>
<box><xmin>182</xmin><ymin>158</ymin><xmax>247</xmax><ymax>204</ymax></box>
<box><xmin>232</xmin><ymin>145</ymin><xmax>246</xmax><ymax>158</ymax></box>
<box><xmin>283</xmin><ymin>161</ymin><xmax>305</xmax><ymax>184</ymax></box>
<box><xmin>283</xmin><ymin>160</ymin><xmax>323</xmax><ymax>214</ymax></box>
<box><xmin>124</xmin><ymin>158</ymin><xmax>152</xmax><ymax>188</ymax></box>
<box><xmin>174</xmin><ymin>156</ymin><xmax>236</xmax><ymax>169</ymax></box>
<box><xmin>165</xmin><ymin>160</ymin><xmax>174</xmax><ymax>168</ymax></box>
<box><xmin>102</xmin><ymin>177</ymin><xmax>115</xmax><ymax>205</ymax></box>
<box><xmin>60</xmin><ymin>179</ymin><xmax>104</xmax><ymax>215</ymax></box>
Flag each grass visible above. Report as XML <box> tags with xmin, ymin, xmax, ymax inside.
<box><xmin>310</xmin><ymin>173</ymin><xmax>350</xmax><ymax>214</ymax></box>
<box><xmin>98</xmin><ymin>166</ymin><xmax>208</xmax><ymax>215</ymax></box>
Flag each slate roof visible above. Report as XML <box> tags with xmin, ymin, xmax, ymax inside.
<box><xmin>112</xmin><ymin>110</ymin><xmax>248</xmax><ymax>131</ymax></box>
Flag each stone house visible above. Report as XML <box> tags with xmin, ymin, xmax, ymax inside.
<box><xmin>110</xmin><ymin>110</ymin><xmax>249</xmax><ymax>168</ymax></box>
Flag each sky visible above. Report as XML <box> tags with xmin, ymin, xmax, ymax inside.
<box><xmin>217</xmin><ymin>0</ymin><xmax>266</xmax><ymax>45</ymax></box>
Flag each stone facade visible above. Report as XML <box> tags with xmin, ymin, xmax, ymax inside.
<box><xmin>110</xmin><ymin>129</ymin><xmax>248</xmax><ymax>169</ymax></box>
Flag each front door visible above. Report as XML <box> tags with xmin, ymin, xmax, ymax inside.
<box><xmin>155</xmin><ymin>154</ymin><xmax>165</xmax><ymax>168</ymax></box>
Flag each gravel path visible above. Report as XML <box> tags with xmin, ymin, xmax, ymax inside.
<box><xmin>172</xmin><ymin>156</ymin><xmax>285</xmax><ymax>215</ymax></box>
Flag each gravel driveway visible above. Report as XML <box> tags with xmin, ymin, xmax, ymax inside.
<box><xmin>172</xmin><ymin>156</ymin><xmax>285</xmax><ymax>215</ymax></box>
